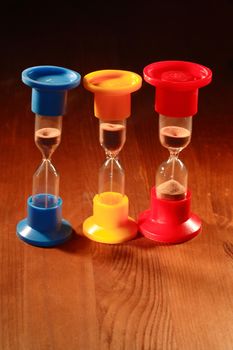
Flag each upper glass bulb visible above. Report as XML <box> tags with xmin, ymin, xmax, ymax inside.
<box><xmin>99</xmin><ymin>120</ymin><xmax>126</xmax><ymax>157</ymax></box>
<box><xmin>35</xmin><ymin>115</ymin><xmax>62</xmax><ymax>159</ymax></box>
<box><xmin>159</xmin><ymin>114</ymin><xmax>192</xmax><ymax>152</ymax></box>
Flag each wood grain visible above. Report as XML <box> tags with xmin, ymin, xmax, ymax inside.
<box><xmin>0</xmin><ymin>1</ymin><xmax>233</xmax><ymax>349</ymax></box>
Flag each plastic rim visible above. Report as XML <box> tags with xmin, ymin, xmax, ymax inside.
<box><xmin>83</xmin><ymin>69</ymin><xmax>142</xmax><ymax>95</ymax></box>
<box><xmin>22</xmin><ymin>65</ymin><xmax>81</xmax><ymax>90</ymax></box>
<box><xmin>143</xmin><ymin>61</ymin><xmax>212</xmax><ymax>90</ymax></box>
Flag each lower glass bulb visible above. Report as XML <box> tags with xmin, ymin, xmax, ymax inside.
<box><xmin>32</xmin><ymin>159</ymin><xmax>59</xmax><ymax>207</ymax></box>
<box><xmin>156</xmin><ymin>157</ymin><xmax>187</xmax><ymax>200</ymax></box>
<box><xmin>98</xmin><ymin>157</ymin><xmax>125</xmax><ymax>205</ymax></box>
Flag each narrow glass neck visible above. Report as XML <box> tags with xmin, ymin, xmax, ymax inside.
<box><xmin>106</xmin><ymin>153</ymin><xmax>119</xmax><ymax>160</ymax></box>
<box><xmin>169</xmin><ymin>150</ymin><xmax>179</xmax><ymax>159</ymax></box>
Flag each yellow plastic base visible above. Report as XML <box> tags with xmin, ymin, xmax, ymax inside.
<box><xmin>83</xmin><ymin>216</ymin><xmax>137</xmax><ymax>244</ymax></box>
<box><xmin>83</xmin><ymin>192</ymin><xmax>138</xmax><ymax>244</ymax></box>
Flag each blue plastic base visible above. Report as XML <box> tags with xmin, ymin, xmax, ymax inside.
<box><xmin>16</xmin><ymin>218</ymin><xmax>72</xmax><ymax>247</ymax></box>
<box><xmin>16</xmin><ymin>195</ymin><xmax>72</xmax><ymax>247</ymax></box>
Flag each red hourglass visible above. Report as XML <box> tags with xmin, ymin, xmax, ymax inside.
<box><xmin>138</xmin><ymin>61</ymin><xmax>212</xmax><ymax>243</ymax></box>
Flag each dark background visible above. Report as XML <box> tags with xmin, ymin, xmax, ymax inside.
<box><xmin>1</xmin><ymin>0</ymin><xmax>233</xmax><ymax>81</ymax></box>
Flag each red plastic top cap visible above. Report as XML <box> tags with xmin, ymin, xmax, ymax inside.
<box><xmin>143</xmin><ymin>61</ymin><xmax>212</xmax><ymax>117</ymax></box>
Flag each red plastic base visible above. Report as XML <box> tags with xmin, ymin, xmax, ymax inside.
<box><xmin>138</xmin><ymin>187</ymin><xmax>201</xmax><ymax>243</ymax></box>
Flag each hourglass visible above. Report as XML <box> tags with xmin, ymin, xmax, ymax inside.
<box><xmin>138</xmin><ymin>61</ymin><xmax>212</xmax><ymax>243</ymax></box>
<box><xmin>17</xmin><ymin>65</ymin><xmax>81</xmax><ymax>247</ymax></box>
<box><xmin>83</xmin><ymin>70</ymin><xmax>142</xmax><ymax>244</ymax></box>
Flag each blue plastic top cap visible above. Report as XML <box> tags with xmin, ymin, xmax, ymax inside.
<box><xmin>22</xmin><ymin>65</ymin><xmax>81</xmax><ymax>116</ymax></box>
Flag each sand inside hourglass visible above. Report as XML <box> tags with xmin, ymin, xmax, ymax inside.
<box><xmin>100</xmin><ymin>123</ymin><xmax>126</xmax><ymax>153</ymax></box>
<box><xmin>157</xmin><ymin>179</ymin><xmax>186</xmax><ymax>200</ymax></box>
<box><xmin>35</xmin><ymin>127</ymin><xmax>61</xmax><ymax>158</ymax></box>
<box><xmin>160</xmin><ymin>126</ymin><xmax>191</xmax><ymax>149</ymax></box>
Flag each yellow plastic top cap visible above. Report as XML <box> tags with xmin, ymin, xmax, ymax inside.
<box><xmin>83</xmin><ymin>70</ymin><xmax>142</xmax><ymax>120</ymax></box>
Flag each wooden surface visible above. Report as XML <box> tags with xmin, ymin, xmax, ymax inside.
<box><xmin>1</xmin><ymin>1</ymin><xmax>233</xmax><ymax>349</ymax></box>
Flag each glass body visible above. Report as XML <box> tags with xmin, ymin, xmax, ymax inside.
<box><xmin>98</xmin><ymin>119</ymin><xmax>126</xmax><ymax>204</ymax></box>
<box><xmin>156</xmin><ymin>114</ymin><xmax>192</xmax><ymax>200</ymax></box>
<box><xmin>32</xmin><ymin>115</ymin><xmax>62</xmax><ymax>208</ymax></box>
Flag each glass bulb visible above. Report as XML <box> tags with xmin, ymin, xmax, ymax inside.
<box><xmin>99</xmin><ymin>119</ymin><xmax>126</xmax><ymax>157</ymax></box>
<box><xmin>35</xmin><ymin>115</ymin><xmax>62</xmax><ymax>159</ymax></box>
<box><xmin>32</xmin><ymin>115</ymin><xmax>62</xmax><ymax>208</ymax></box>
<box><xmin>98</xmin><ymin>157</ymin><xmax>125</xmax><ymax>204</ymax></box>
<box><xmin>159</xmin><ymin>114</ymin><xmax>192</xmax><ymax>152</ymax></box>
<box><xmin>156</xmin><ymin>157</ymin><xmax>187</xmax><ymax>200</ymax></box>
